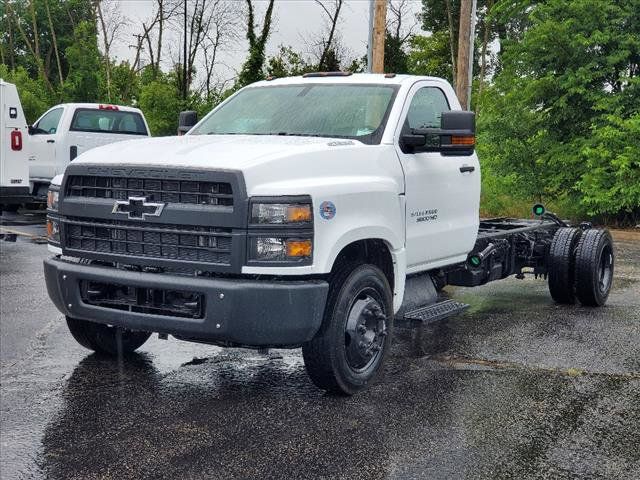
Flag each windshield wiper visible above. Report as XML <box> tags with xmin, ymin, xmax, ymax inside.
<box><xmin>270</xmin><ymin>132</ymin><xmax>326</xmax><ymax>137</ymax></box>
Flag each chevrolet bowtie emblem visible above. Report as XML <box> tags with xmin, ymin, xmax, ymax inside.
<box><xmin>112</xmin><ymin>197</ymin><xmax>165</xmax><ymax>220</ymax></box>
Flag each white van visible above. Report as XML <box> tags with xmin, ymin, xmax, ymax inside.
<box><xmin>0</xmin><ymin>79</ymin><xmax>31</xmax><ymax>210</ymax></box>
<box><xmin>28</xmin><ymin>103</ymin><xmax>150</xmax><ymax>197</ymax></box>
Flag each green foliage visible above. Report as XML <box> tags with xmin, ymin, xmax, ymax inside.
<box><xmin>579</xmin><ymin>114</ymin><xmax>640</xmax><ymax>218</ymax></box>
<box><xmin>408</xmin><ymin>32</ymin><xmax>454</xmax><ymax>81</ymax></box>
<box><xmin>62</xmin><ymin>21</ymin><xmax>102</xmax><ymax>103</ymax></box>
<box><xmin>0</xmin><ymin>64</ymin><xmax>52</xmax><ymax>123</ymax></box>
<box><xmin>138</xmin><ymin>78</ymin><xmax>182</xmax><ymax>136</ymax></box>
<box><xmin>478</xmin><ymin>0</ymin><xmax>640</xmax><ymax>223</ymax></box>
<box><xmin>384</xmin><ymin>32</ymin><xmax>408</xmax><ymax>73</ymax></box>
<box><xmin>266</xmin><ymin>46</ymin><xmax>314</xmax><ymax>77</ymax></box>
<box><xmin>236</xmin><ymin>0</ymin><xmax>276</xmax><ymax>87</ymax></box>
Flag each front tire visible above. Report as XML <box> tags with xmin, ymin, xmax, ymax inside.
<box><xmin>66</xmin><ymin>317</ymin><xmax>151</xmax><ymax>355</ymax></box>
<box><xmin>302</xmin><ymin>263</ymin><xmax>394</xmax><ymax>395</ymax></box>
<box><xmin>574</xmin><ymin>229</ymin><xmax>614</xmax><ymax>306</ymax></box>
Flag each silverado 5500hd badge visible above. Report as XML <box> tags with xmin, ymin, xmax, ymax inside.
<box><xmin>411</xmin><ymin>208</ymin><xmax>438</xmax><ymax>222</ymax></box>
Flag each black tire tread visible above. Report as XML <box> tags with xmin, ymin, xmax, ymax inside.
<box><xmin>302</xmin><ymin>262</ymin><xmax>361</xmax><ymax>393</ymax></box>
<box><xmin>302</xmin><ymin>262</ymin><xmax>392</xmax><ymax>395</ymax></box>
<box><xmin>548</xmin><ymin>227</ymin><xmax>582</xmax><ymax>304</ymax></box>
<box><xmin>574</xmin><ymin>229</ymin><xmax>614</xmax><ymax>306</ymax></box>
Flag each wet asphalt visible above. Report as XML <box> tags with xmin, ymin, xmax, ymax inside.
<box><xmin>1</xmin><ymin>214</ymin><xmax>639</xmax><ymax>480</ymax></box>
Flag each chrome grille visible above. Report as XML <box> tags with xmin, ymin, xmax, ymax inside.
<box><xmin>64</xmin><ymin>218</ymin><xmax>232</xmax><ymax>265</ymax></box>
<box><xmin>66</xmin><ymin>175</ymin><xmax>233</xmax><ymax>206</ymax></box>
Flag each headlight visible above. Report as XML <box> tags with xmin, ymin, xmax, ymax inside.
<box><xmin>47</xmin><ymin>189</ymin><xmax>59</xmax><ymax>211</ymax></box>
<box><xmin>47</xmin><ymin>219</ymin><xmax>60</xmax><ymax>244</ymax></box>
<box><xmin>250</xmin><ymin>237</ymin><xmax>312</xmax><ymax>262</ymax></box>
<box><xmin>251</xmin><ymin>202</ymin><xmax>312</xmax><ymax>224</ymax></box>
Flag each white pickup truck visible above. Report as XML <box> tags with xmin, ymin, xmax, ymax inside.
<box><xmin>44</xmin><ymin>74</ymin><xmax>614</xmax><ymax>394</ymax></box>
<box><xmin>28</xmin><ymin>103</ymin><xmax>150</xmax><ymax>198</ymax></box>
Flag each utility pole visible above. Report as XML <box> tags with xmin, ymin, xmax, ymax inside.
<box><xmin>369</xmin><ymin>0</ymin><xmax>387</xmax><ymax>73</ymax></box>
<box><xmin>182</xmin><ymin>0</ymin><xmax>188</xmax><ymax>101</ymax></box>
<box><xmin>455</xmin><ymin>0</ymin><xmax>477</xmax><ymax>110</ymax></box>
<box><xmin>367</xmin><ymin>0</ymin><xmax>374</xmax><ymax>72</ymax></box>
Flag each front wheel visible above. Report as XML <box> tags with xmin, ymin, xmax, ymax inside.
<box><xmin>302</xmin><ymin>264</ymin><xmax>394</xmax><ymax>395</ymax></box>
<box><xmin>66</xmin><ymin>317</ymin><xmax>151</xmax><ymax>355</ymax></box>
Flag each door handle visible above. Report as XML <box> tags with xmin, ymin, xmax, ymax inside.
<box><xmin>459</xmin><ymin>165</ymin><xmax>475</xmax><ymax>173</ymax></box>
<box><xmin>47</xmin><ymin>139</ymin><xmax>55</xmax><ymax>143</ymax></box>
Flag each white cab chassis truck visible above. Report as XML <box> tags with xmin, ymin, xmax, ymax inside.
<box><xmin>44</xmin><ymin>74</ymin><xmax>614</xmax><ymax>395</ymax></box>
<box><xmin>28</xmin><ymin>103</ymin><xmax>150</xmax><ymax>199</ymax></box>
<box><xmin>0</xmin><ymin>80</ymin><xmax>31</xmax><ymax>210</ymax></box>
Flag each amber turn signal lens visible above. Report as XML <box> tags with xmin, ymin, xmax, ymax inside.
<box><xmin>286</xmin><ymin>205</ymin><xmax>312</xmax><ymax>223</ymax></box>
<box><xmin>286</xmin><ymin>239</ymin><xmax>312</xmax><ymax>257</ymax></box>
<box><xmin>451</xmin><ymin>135</ymin><xmax>475</xmax><ymax>145</ymax></box>
<box><xmin>46</xmin><ymin>219</ymin><xmax>54</xmax><ymax>237</ymax></box>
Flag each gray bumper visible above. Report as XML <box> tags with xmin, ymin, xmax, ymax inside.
<box><xmin>44</xmin><ymin>257</ymin><xmax>329</xmax><ymax>347</ymax></box>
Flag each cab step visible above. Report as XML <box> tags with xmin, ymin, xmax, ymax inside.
<box><xmin>403</xmin><ymin>299</ymin><xmax>469</xmax><ymax>324</ymax></box>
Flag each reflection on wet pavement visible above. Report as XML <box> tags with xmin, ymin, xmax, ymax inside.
<box><xmin>1</xmin><ymin>235</ymin><xmax>639</xmax><ymax>479</ymax></box>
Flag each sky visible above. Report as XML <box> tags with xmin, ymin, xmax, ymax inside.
<box><xmin>110</xmin><ymin>0</ymin><xmax>425</xmax><ymax>86</ymax></box>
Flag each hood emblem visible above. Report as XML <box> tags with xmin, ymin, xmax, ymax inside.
<box><xmin>112</xmin><ymin>197</ymin><xmax>165</xmax><ymax>220</ymax></box>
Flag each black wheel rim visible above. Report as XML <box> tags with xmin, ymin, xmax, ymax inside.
<box><xmin>597</xmin><ymin>244</ymin><xmax>613</xmax><ymax>293</ymax></box>
<box><xmin>344</xmin><ymin>288</ymin><xmax>388</xmax><ymax>372</ymax></box>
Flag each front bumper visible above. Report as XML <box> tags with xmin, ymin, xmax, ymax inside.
<box><xmin>44</xmin><ymin>256</ymin><xmax>329</xmax><ymax>347</ymax></box>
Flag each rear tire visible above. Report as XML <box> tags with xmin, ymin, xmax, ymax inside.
<box><xmin>66</xmin><ymin>317</ymin><xmax>151</xmax><ymax>355</ymax></box>
<box><xmin>302</xmin><ymin>263</ymin><xmax>393</xmax><ymax>395</ymax></box>
<box><xmin>548</xmin><ymin>227</ymin><xmax>582</xmax><ymax>304</ymax></box>
<box><xmin>574</xmin><ymin>229</ymin><xmax>614</xmax><ymax>306</ymax></box>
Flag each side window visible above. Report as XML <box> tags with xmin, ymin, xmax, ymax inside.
<box><xmin>405</xmin><ymin>87</ymin><xmax>450</xmax><ymax>130</ymax></box>
<box><xmin>34</xmin><ymin>108</ymin><xmax>63</xmax><ymax>134</ymax></box>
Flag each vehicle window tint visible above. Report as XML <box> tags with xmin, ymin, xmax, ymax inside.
<box><xmin>35</xmin><ymin>108</ymin><xmax>63</xmax><ymax>134</ymax></box>
<box><xmin>406</xmin><ymin>87</ymin><xmax>450</xmax><ymax>130</ymax></box>
<box><xmin>70</xmin><ymin>109</ymin><xmax>147</xmax><ymax>135</ymax></box>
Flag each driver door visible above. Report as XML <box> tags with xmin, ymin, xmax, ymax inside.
<box><xmin>395</xmin><ymin>83</ymin><xmax>480</xmax><ymax>271</ymax></box>
<box><xmin>29</xmin><ymin>107</ymin><xmax>63</xmax><ymax>181</ymax></box>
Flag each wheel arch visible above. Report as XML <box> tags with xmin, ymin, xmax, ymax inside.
<box><xmin>326</xmin><ymin>234</ymin><xmax>407</xmax><ymax>313</ymax></box>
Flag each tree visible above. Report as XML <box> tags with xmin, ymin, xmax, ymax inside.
<box><xmin>579</xmin><ymin>114</ymin><xmax>640</xmax><ymax>221</ymax></box>
<box><xmin>62</xmin><ymin>20</ymin><xmax>102</xmax><ymax>102</ymax></box>
<box><xmin>138</xmin><ymin>75</ymin><xmax>182</xmax><ymax>136</ymax></box>
<box><xmin>266</xmin><ymin>45</ymin><xmax>314</xmax><ymax>78</ymax></box>
<box><xmin>407</xmin><ymin>32</ymin><xmax>453</xmax><ymax>79</ymax></box>
<box><xmin>384</xmin><ymin>0</ymin><xmax>417</xmax><ymax>73</ymax></box>
<box><xmin>478</xmin><ymin>0</ymin><xmax>640</xmax><ymax>220</ymax></box>
<box><xmin>313</xmin><ymin>0</ymin><xmax>343</xmax><ymax>71</ymax></box>
<box><xmin>236</xmin><ymin>0</ymin><xmax>276</xmax><ymax>87</ymax></box>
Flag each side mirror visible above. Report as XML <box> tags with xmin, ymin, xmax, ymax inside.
<box><xmin>400</xmin><ymin>133</ymin><xmax>427</xmax><ymax>150</ymax></box>
<box><xmin>177</xmin><ymin>110</ymin><xmax>197</xmax><ymax>135</ymax></box>
<box><xmin>406</xmin><ymin>111</ymin><xmax>476</xmax><ymax>156</ymax></box>
<box><xmin>28</xmin><ymin>125</ymin><xmax>36</xmax><ymax>135</ymax></box>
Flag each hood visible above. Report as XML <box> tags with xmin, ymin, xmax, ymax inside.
<box><xmin>73</xmin><ymin>134</ymin><xmax>364</xmax><ymax>171</ymax></box>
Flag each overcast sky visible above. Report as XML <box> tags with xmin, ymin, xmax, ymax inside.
<box><xmin>111</xmin><ymin>0</ymin><xmax>425</xmax><ymax>85</ymax></box>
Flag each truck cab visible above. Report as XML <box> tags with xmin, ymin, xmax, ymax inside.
<box><xmin>44</xmin><ymin>74</ymin><xmax>613</xmax><ymax>395</ymax></box>
<box><xmin>28</xmin><ymin>103</ymin><xmax>150</xmax><ymax>198</ymax></box>
<box><xmin>0</xmin><ymin>79</ymin><xmax>31</xmax><ymax>210</ymax></box>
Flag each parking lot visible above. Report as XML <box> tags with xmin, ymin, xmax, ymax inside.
<box><xmin>1</xmin><ymin>212</ymin><xmax>639</xmax><ymax>480</ymax></box>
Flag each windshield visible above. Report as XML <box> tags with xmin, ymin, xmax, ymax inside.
<box><xmin>191</xmin><ymin>84</ymin><xmax>398</xmax><ymax>144</ymax></box>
